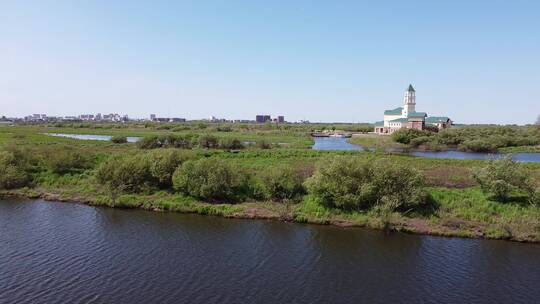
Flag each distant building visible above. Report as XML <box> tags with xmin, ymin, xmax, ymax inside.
<box><xmin>150</xmin><ymin>114</ymin><xmax>156</xmax><ymax>121</ymax></box>
<box><xmin>277</xmin><ymin>116</ymin><xmax>285</xmax><ymax>123</ymax></box>
<box><xmin>256</xmin><ymin>115</ymin><xmax>271</xmax><ymax>123</ymax></box>
<box><xmin>374</xmin><ymin>85</ymin><xmax>452</xmax><ymax>134</ymax></box>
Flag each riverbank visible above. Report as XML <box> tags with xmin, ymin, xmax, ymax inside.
<box><xmin>1</xmin><ymin>123</ymin><xmax>539</xmax><ymax>243</ymax></box>
<box><xmin>349</xmin><ymin>127</ymin><xmax>540</xmax><ymax>154</ymax></box>
<box><xmin>2</xmin><ymin>185</ymin><xmax>539</xmax><ymax>243</ymax></box>
<box><xmin>349</xmin><ymin>134</ymin><xmax>540</xmax><ymax>154</ymax></box>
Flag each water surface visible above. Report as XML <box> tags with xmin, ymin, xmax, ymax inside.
<box><xmin>312</xmin><ymin>137</ymin><xmax>540</xmax><ymax>162</ymax></box>
<box><xmin>311</xmin><ymin>137</ymin><xmax>362</xmax><ymax>151</ymax></box>
<box><xmin>1</xmin><ymin>199</ymin><xmax>538</xmax><ymax>304</ymax></box>
<box><xmin>46</xmin><ymin>133</ymin><xmax>140</xmax><ymax>142</ymax></box>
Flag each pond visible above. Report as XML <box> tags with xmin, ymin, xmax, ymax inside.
<box><xmin>1</xmin><ymin>199</ymin><xmax>538</xmax><ymax>304</ymax></box>
<box><xmin>46</xmin><ymin>133</ymin><xmax>141</xmax><ymax>142</ymax></box>
<box><xmin>312</xmin><ymin>137</ymin><xmax>540</xmax><ymax>162</ymax></box>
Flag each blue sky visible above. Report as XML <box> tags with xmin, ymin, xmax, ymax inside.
<box><xmin>1</xmin><ymin>1</ymin><xmax>539</xmax><ymax>124</ymax></box>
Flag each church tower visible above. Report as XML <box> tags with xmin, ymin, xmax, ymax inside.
<box><xmin>402</xmin><ymin>84</ymin><xmax>416</xmax><ymax>117</ymax></box>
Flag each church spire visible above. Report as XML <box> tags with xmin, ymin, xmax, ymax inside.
<box><xmin>402</xmin><ymin>84</ymin><xmax>416</xmax><ymax>117</ymax></box>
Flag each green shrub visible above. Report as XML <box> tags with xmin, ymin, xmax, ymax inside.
<box><xmin>136</xmin><ymin>135</ymin><xmax>194</xmax><ymax>149</ymax></box>
<box><xmin>459</xmin><ymin>139</ymin><xmax>498</xmax><ymax>153</ymax></box>
<box><xmin>46</xmin><ymin>148</ymin><xmax>93</xmax><ymax>174</ymax></box>
<box><xmin>0</xmin><ymin>151</ymin><xmax>29</xmax><ymax>189</ymax></box>
<box><xmin>111</xmin><ymin>136</ymin><xmax>128</xmax><ymax>144</ymax></box>
<box><xmin>137</xmin><ymin>136</ymin><xmax>162</xmax><ymax>149</ymax></box>
<box><xmin>96</xmin><ymin>154</ymin><xmax>153</xmax><ymax>193</ymax></box>
<box><xmin>95</xmin><ymin>150</ymin><xmax>195</xmax><ymax>192</ymax></box>
<box><xmin>305</xmin><ymin>157</ymin><xmax>428</xmax><ymax>212</ymax></box>
<box><xmin>172</xmin><ymin>158</ymin><xmax>248</xmax><ymax>202</ymax></box>
<box><xmin>392</xmin><ymin>129</ymin><xmax>431</xmax><ymax>144</ymax></box>
<box><xmin>216</xmin><ymin>126</ymin><xmax>232</xmax><ymax>132</ymax></box>
<box><xmin>198</xmin><ymin>135</ymin><xmax>219</xmax><ymax>149</ymax></box>
<box><xmin>410</xmin><ymin>136</ymin><xmax>433</xmax><ymax>147</ymax></box>
<box><xmin>473</xmin><ymin>156</ymin><xmax>531</xmax><ymax>202</ymax></box>
<box><xmin>218</xmin><ymin>138</ymin><xmax>244</xmax><ymax>150</ymax></box>
<box><xmin>147</xmin><ymin>149</ymin><xmax>195</xmax><ymax>188</ymax></box>
<box><xmin>256</xmin><ymin>140</ymin><xmax>272</xmax><ymax>149</ymax></box>
<box><xmin>257</xmin><ymin>166</ymin><xmax>306</xmax><ymax>202</ymax></box>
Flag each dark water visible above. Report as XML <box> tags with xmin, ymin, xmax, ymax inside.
<box><xmin>1</xmin><ymin>199</ymin><xmax>539</xmax><ymax>304</ymax></box>
<box><xmin>312</xmin><ymin>137</ymin><xmax>540</xmax><ymax>162</ymax></box>
<box><xmin>45</xmin><ymin>133</ymin><xmax>140</xmax><ymax>142</ymax></box>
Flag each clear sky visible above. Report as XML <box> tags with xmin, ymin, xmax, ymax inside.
<box><xmin>1</xmin><ymin>1</ymin><xmax>539</xmax><ymax>124</ymax></box>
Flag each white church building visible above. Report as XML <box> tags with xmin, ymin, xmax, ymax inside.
<box><xmin>374</xmin><ymin>85</ymin><xmax>452</xmax><ymax>134</ymax></box>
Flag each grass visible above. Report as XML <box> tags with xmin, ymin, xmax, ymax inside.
<box><xmin>1</xmin><ymin>122</ymin><xmax>540</xmax><ymax>242</ymax></box>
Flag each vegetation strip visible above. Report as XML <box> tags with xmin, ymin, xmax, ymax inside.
<box><xmin>1</xmin><ymin>123</ymin><xmax>539</xmax><ymax>242</ymax></box>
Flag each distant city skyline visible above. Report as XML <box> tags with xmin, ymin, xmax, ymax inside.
<box><xmin>1</xmin><ymin>1</ymin><xmax>539</xmax><ymax>124</ymax></box>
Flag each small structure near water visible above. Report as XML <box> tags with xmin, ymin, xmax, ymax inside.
<box><xmin>374</xmin><ymin>85</ymin><xmax>452</xmax><ymax>134</ymax></box>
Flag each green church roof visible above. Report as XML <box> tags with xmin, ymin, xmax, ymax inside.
<box><xmin>407</xmin><ymin>112</ymin><xmax>427</xmax><ymax>118</ymax></box>
<box><xmin>384</xmin><ymin>107</ymin><xmax>403</xmax><ymax>115</ymax></box>
<box><xmin>425</xmin><ymin>116</ymin><xmax>450</xmax><ymax>123</ymax></box>
<box><xmin>374</xmin><ymin>120</ymin><xmax>384</xmax><ymax>126</ymax></box>
<box><xmin>389</xmin><ymin>118</ymin><xmax>408</xmax><ymax>123</ymax></box>
<box><xmin>407</xmin><ymin>84</ymin><xmax>415</xmax><ymax>92</ymax></box>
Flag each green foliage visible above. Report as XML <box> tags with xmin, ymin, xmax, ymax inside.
<box><xmin>410</xmin><ymin>136</ymin><xmax>432</xmax><ymax>147</ymax></box>
<box><xmin>391</xmin><ymin>126</ymin><xmax>540</xmax><ymax>152</ymax></box>
<box><xmin>473</xmin><ymin>156</ymin><xmax>532</xmax><ymax>202</ymax></box>
<box><xmin>392</xmin><ymin>128</ymin><xmax>431</xmax><ymax>144</ymax></box>
<box><xmin>45</xmin><ymin>148</ymin><xmax>93</xmax><ymax>174</ymax></box>
<box><xmin>111</xmin><ymin>136</ymin><xmax>128</xmax><ymax>144</ymax></box>
<box><xmin>147</xmin><ymin>149</ymin><xmax>195</xmax><ymax>188</ymax></box>
<box><xmin>137</xmin><ymin>134</ymin><xmax>194</xmax><ymax>149</ymax></box>
<box><xmin>198</xmin><ymin>135</ymin><xmax>219</xmax><ymax>149</ymax></box>
<box><xmin>0</xmin><ymin>151</ymin><xmax>29</xmax><ymax>189</ymax></box>
<box><xmin>459</xmin><ymin>139</ymin><xmax>498</xmax><ymax>153</ymax></box>
<box><xmin>256</xmin><ymin>166</ymin><xmax>306</xmax><ymax>202</ymax></box>
<box><xmin>95</xmin><ymin>150</ymin><xmax>195</xmax><ymax>192</ymax></box>
<box><xmin>218</xmin><ymin>138</ymin><xmax>244</xmax><ymax>150</ymax></box>
<box><xmin>305</xmin><ymin>157</ymin><xmax>428</xmax><ymax>212</ymax></box>
<box><xmin>256</xmin><ymin>140</ymin><xmax>272</xmax><ymax>149</ymax></box>
<box><xmin>96</xmin><ymin>154</ymin><xmax>153</xmax><ymax>193</ymax></box>
<box><xmin>172</xmin><ymin>158</ymin><xmax>248</xmax><ymax>202</ymax></box>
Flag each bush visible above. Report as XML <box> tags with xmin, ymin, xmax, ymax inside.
<box><xmin>137</xmin><ymin>136</ymin><xmax>162</xmax><ymax>149</ymax></box>
<box><xmin>305</xmin><ymin>157</ymin><xmax>428</xmax><ymax>212</ymax></box>
<box><xmin>96</xmin><ymin>154</ymin><xmax>153</xmax><ymax>193</ymax></box>
<box><xmin>172</xmin><ymin>158</ymin><xmax>248</xmax><ymax>202</ymax></box>
<box><xmin>198</xmin><ymin>135</ymin><xmax>219</xmax><ymax>149</ymax></box>
<box><xmin>459</xmin><ymin>139</ymin><xmax>498</xmax><ymax>153</ymax></box>
<box><xmin>111</xmin><ymin>136</ymin><xmax>128</xmax><ymax>144</ymax></box>
<box><xmin>0</xmin><ymin>151</ymin><xmax>29</xmax><ymax>189</ymax></box>
<box><xmin>218</xmin><ymin>138</ymin><xmax>244</xmax><ymax>150</ymax></box>
<box><xmin>136</xmin><ymin>135</ymin><xmax>193</xmax><ymax>149</ymax></box>
<box><xmin>392</xmin><ymin>129</ymin><xmax>431</xmax><ymax>144</ymax></box>
<box><xmin>410</xmin><ymin>136</ymin><xmax>433</xmax><ymax>148</ymax></box>
<box><xmin>95</xmin><ymin>150</ymin><xmax>195</xmax><ymax>192</ymax></box>
<box><xmin>147</xmin><ymin>149</ymin><xmax>195</xmax><ymax>188</ymax></box>
<box><xmin>256</xmin><ymin>140</ymin><xmax>272</xmax><ymax>149</ymax></box>
<box><xmin>46</xmin><ymin>148</ymin><xmax>93</xmax><ymax>174</ymax></box>
<box><xmin>473</xmin><ymin>156</ymin><xmax>531</xmax><ymax>202</ymax></box>
<box><xmin>257</xmin><ymin>166</ymin><xmax>306</xmax><ymax>202</ymax></box>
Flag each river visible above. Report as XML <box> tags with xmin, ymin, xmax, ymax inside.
<box><xmin>312</xmin><ymin>137</ymin><xmax>540</xmax><ymax>162</ymax></box>
<box><xmin>1</xmin><ymin>199</ymin><xmax>538</xmax><ymax>304</ymax></box>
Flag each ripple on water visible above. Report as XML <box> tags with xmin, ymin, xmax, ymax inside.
<box><xmin>0</xmin><ymin>199</ymin><xmax>539</xmax><ymax>304</ymax></box>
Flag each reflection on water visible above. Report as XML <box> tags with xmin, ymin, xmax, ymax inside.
<box><xmin>46</xmin><ymin>133</ymin><xmax>140</xmax><ymax>142</ymax></box>
<box><xmin>0</xmin><ymin>199</ymin><xmax>539</xmax><ymax>304</ymax></box>
<box><xmin>311</xmin><ymin>137</ymin><xmax>363</xmax><ymax>151</ymax></box>
<box><xmin>312</xmin><ymin>137</ymin><xmax>540</xmax><ymax>162</ymax></box>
